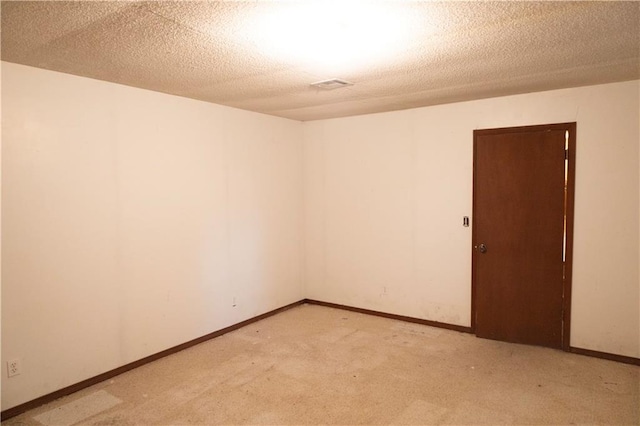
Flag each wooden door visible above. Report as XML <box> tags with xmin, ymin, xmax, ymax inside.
<box><xmin>472</xmin><ymin>123</ymin><xmax>575</xmax><ymax>349</ymax></box>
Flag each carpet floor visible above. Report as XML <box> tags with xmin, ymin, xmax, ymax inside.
<box><xmin>3</xmin><ymin>304</ymin><xmax>639</xmax><ymax>425</ymax></box>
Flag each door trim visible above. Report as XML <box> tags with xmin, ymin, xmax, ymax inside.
<box><xmin>471</xmin><ymin>122</ymin><xmax>576</xmax><ymax>351</ymax></box>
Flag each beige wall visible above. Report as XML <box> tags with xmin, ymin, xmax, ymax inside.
<box><xmin>303</xmin><ymin>80</ymin><xmax>640</xmax><ymax>358</ymax></box>
<box><xmin>1</xmin><ymin>62</ymin><xmax>304</xmax><ymax>410</ymax></box>
<box><xmin>2</xmin><ymin>61</ymin><xmax>639</xmax><ymax>411</ymax></box>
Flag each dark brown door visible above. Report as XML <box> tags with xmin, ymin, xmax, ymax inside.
<box><xmin>472</xmin><ymin>123</ymin><xmax>575</xmax><ymax>349</ymax></box>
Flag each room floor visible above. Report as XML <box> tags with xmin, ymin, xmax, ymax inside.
<box><xmin>3</xmin><ymin>304</ymin><xmax>639</xmax><ymax>425</ymax></box>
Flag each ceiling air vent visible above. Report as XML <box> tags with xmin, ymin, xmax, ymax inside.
<box><xmin>310</xmin><ymin>78</ymin><xmax>354</xmax><ymax>90</ymax></box>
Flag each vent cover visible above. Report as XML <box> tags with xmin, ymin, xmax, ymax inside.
<box><xmin>310</xmin><ymin>78</ymin><xmax>354</xmax><ymax>90</ymax></box>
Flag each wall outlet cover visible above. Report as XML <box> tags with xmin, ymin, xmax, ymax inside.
<box><xmin>7</xmin><ymin>359</ymin><xmax>21</xmax><ymax>377</ymax></box>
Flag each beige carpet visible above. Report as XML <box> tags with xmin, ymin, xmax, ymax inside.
<box><xmin>4</xmin><ymin>304</ymin><xmax>639</xmax><ymax>425</ymax></box>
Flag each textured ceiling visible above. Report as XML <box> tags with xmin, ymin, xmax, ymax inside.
<box><xmin>2</xmin><ymin>1</ymin><xmax>639</xmax><ymax>121</ymax></box>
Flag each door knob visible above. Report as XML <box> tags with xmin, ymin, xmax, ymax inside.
<box><xmin>477</xmin><ymin>243</ymin><xmax>487</xmax><ymax>253</ymax></box>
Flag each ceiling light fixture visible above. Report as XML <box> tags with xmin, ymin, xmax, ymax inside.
<box><xmin>249</xmin><ymin>1</ymin><xmax>418</xmax><ymax>75</ymax></box>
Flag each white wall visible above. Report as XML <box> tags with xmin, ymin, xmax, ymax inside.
<box><xmin>2</xmin><ymin>61</ymin><xmax>638</xmax><ymax>411</ymax></box>
<box><xmin>303</xmin><ymin>81</ymin><xmax>640</xmax><ymax>358</ymax></box>
<box><xmin>1</xmin><ymin>62</ymin><xmax>304</xmax><ymax>410</ymax></box>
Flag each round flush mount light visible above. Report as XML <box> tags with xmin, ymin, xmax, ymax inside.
<box><xmin>249</xmin><ymin>1</ymin><xmax>419</xmax><ymax>75</ymax></box>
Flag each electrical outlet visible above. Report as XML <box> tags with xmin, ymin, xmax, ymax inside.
<box><xmin>7</xmin><ymin>359</ymin><xmax>21</xmax><ymax>377</ymax></box>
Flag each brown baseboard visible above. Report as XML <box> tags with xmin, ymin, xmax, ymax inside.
<box><xmin>0</xmin><ymin>300</ymin><xmax>305</xmax><ymax>421</ymax></box>
<box><xmin>303</xmin><ymin>299</ymin><xmax>640</xmax><ymax>366</ymax></box>
<box><xmin>303</xmin><ymin>298</ymin><xmax>473</xmax><ymax>334</ymax></box>
<box><xmin>5</xmin><ymin>299</ymin><xmax>637</xmax><ymax>420</ymax></box>
<box><xmin>569</xmin><ymin>346</ymin><xmax>640</xmax><ymax>366</ymax></box>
